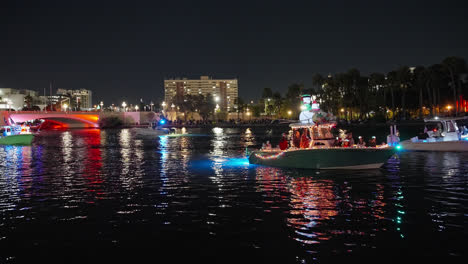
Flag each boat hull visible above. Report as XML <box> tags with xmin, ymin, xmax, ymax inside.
<box><xmin>0</xmin><ymin>134</ymin><xmax>34</xmax><ymax>146</ymax></box>
<box><xmin>399</xmin><ymin>139</ymin><xmax>468</xmax><ymax>151</ymax></box>
<box><xmin>248</xmin><ymin>148</ymin><xmax>396</xmax><ymax>170</ymax></box>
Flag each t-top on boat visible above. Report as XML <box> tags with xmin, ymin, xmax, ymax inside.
<box><xmin>399</xmin><ymin>116</ymin><xmax>468</xmax><ymax>151</ymax></box>
<box><xmin>248</xmin><ymin>95</ymin><xmax>399</xmax><ymax>170</ymax></box>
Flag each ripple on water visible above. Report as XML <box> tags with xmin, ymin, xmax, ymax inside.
<box><xmin>0</xmin><ymin>128</ymin><xmax>467</xmax><ymax>261</ymax></box>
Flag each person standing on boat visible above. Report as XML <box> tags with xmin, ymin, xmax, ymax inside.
<box><xmin>293</xmin><ymin>129</ymin><xmax>301</xmax><ymax>148</ymax></box>
<box><xmin>300</xmin><ymin>129</ymin><xmax>310</xmax><ymax>148</ymax></box>
<box><xmin>346</xmin><ymin>132</ymin><xmax>355</xmax><ymax>146</ymax></box>
<box><xmin>368</xmin><ymin>136</ymin><xmax>377</xmax><ymax>147</ymax></box>
<box><xmin>357</xmin><ymin>136</ymin><xmax>366</xmax><ymax>147</ymax></box>
<box><xmin>333</xmin><ymin>137</ymin><xmax>342</xmax><ymax>147</ymax></box>
<box><xmin>279</xmin><ymin>133</ymin><xmax>289</xmax><ymax>150</ymax></box>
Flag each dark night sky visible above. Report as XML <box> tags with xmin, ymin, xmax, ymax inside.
<box><xmin>1</xmin><ymin>0</ymin><xmax>468</xmax><ymax>105</ymax></box>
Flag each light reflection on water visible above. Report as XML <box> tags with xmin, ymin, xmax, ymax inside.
<box><xmin>0</xmin><ymin>128</ymin><xmax>467</xmax><ymax>261</ymax></box>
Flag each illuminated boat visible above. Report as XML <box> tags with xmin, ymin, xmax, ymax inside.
<box><xmin>248</xmin><ymin>123</ymin><xmax>397</xmax><ymax>169</ymax></box>
<box><xmin>0</xmin><ymin>125</ymin><xmax>34</xmax><ymax>146</ymax></box>
<box><xmin>248</xmin><ymin>95</ymin><xmax>398</xmax><ymax>170</ymax></box>
<box><xmin>399</xmin><ymin>117</ymin><xmax>468</xmax><ymax>151</ymax></box>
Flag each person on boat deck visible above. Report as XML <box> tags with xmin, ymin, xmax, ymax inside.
<box><xmin>265</xmin><ymin>140</ymin><xmax>272</xmax><ymax>149</ymax></box>
<box><xmin>346</xmin><ymin>132</ymin><xmax>355</xmax><ymax>146</ymax></box>
<box><xmin>279</xmin><ymin>133</ymin><xmax>289</xmax><ymax>150</ymax></box>
<box><xmin>357</xmin><ymin>136</ymin><xmax>366</xmax><ymax>147</ymax></box>
<box><xmin>342</xmin><ymin>139</ymin><xmax>350</xmax><ymax>147</ymax></box>
<box><xmin>293</xmin><ymin>129</ymin><xmax>301</xmax><ymax>148</ymax></box>
<box><xmin>300</xmin><ymin>128</ymin><xmax>310</xmax><ymax>148</ymax></box>
<box><xmin>333</xmin><ymin>137</ymin><xmax>342</xmax><ymax>147</ymax></box>
<box><xmin>434</xmin><ymin>124</ymin><xmax>442</xmax><ymax>137</ymax></box>
<box><xmin>368</xmin><ymin>136</ymin><xmax>377</xmax><ymax>147</ymax></box>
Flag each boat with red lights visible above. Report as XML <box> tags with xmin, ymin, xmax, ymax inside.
<box><xmin>248</xmin><ymin>95</ymin><xmax>398</xmax><ymax>169</ymax></box>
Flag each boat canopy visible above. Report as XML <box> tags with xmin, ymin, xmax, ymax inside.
<box><xmin>424</xmin><ymin>116</ymin><xmax>468</xmax><ymax>122</ymax></box>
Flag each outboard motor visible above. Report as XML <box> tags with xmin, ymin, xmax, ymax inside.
<box><xmin>387</xmin><ymin>125</ymin><xmax>400</xmax><ymax>146</ymax></box>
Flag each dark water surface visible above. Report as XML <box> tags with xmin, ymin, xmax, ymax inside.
<box><xmin>0</xmin><ymin>127</ymin><xmax>467</xmax><ymax>263</ymax></box>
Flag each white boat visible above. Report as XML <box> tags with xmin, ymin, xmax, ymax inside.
<box><xmin>132</xmin><ymin>127</ymin><xmax>171</xmax><ymax>136</ymax></box>
<box><xmin>399</xmin><ymin>117</ymin><xmax>468</xmax><ymax>151</ymax></box>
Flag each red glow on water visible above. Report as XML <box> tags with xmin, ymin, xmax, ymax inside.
<box><xmin>39</xmin><ymin>120</ymin><xmax>69</xmax><ymax>130</ymax></box>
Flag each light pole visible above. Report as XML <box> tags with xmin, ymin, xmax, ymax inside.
<box><xmin>122</xmin><ymin>101</ymin><xmax>127</xmax><ymax>112</ymax></box>
<box><xmin>100</xmin><ymin>101</ymin><xmax>104</xmax><ymax>111</ymax></box>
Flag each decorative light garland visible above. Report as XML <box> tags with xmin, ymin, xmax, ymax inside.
<box><xmin>255</xmin><ymin>151</ymin><xmax>285</xmax><ymax>160</ymax></box>
<box><xmin>254</xmin><ymin>144</ymin><xmax>393</xmax><ymax>160</ymax></box>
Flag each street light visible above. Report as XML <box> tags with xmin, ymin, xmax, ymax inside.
<box><xmin>100</xmin><ymin>101</ymin><xmax>104</xmax><ymax>111</ymax></box>
<box><xmin>135</xmin><ymin>105</ymin><xmax>139</xmax><ymax>111</ymax></box>
<box><xmin>122</xmin><ymin>101</ymin><xmax>127</xmax><ymax>112</ymax></box>
<box><xmin>150</xmin><ymin>101</ymin><xmax>154</xmax><ymax>111</ymax></box>
<box><xmin>63</xmin><ymin>103</ymin><xmax>68</xmax><ymax>112</ymax></box>
<box><xmin>287</xmin><ymin>110</ymin><xmax>292</xmax><ymax>116</ymax></box>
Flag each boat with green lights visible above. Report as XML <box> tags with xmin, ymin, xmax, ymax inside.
<box><xmin>0</xmin><ymin>125</ymin><xmax>34</xmax><ymax>146</ymax></box>
<box><xmin>248</xmin><ymin>95</ymin><xmax>399</xmax><ymax>170</ymax></box>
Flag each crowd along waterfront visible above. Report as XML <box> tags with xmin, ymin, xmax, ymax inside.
<box><xmin>0</xmin><ymin>127</ymin><xmax>467</xmax><ymax>262</ymax></box>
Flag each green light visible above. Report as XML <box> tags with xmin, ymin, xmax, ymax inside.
<box><xmin>396</xmin><ymin>145</ymin><xmax>402</xmax><ymax>150</ymax></box>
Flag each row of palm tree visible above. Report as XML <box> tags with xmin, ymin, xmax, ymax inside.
<box><xmin>246</xmin><ymin>56</ymin><xmax>467</xmax><ymax>121</ymax></box>
<box><xmin>311</xmin><ymin>56</ymin><xmax>467</xmax><ymax>120</ymax></box>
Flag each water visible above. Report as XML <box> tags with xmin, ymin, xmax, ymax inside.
<box><xmin>0</xmin><ymin>127</ymin><xmax>467</xmax><ymax>263</ymax></box>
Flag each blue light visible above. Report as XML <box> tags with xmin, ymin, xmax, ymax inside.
<box><xmin>159</xmin><ymin>119</ymin><xmax>166</xmax><ymax>125</ymax></box>
<box><xmin>222</xmin><ymin>158</ymin><xmax>250</xmax><ymax>167</ymax></box>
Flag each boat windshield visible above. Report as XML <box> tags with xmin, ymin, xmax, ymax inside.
<box><xmin>310</xmin><ymin>125</ymin><xmax>334</xmax><ymax>139</ymax></box>
<box><xmin>425</xmin><ymin>122</ymin><xmax>442</xmax><ymax>132</ymax></box>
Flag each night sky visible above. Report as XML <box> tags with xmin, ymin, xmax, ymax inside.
<box><xmin>1</xmin><ymin>0</ymin><xmax>468</xmax><ymax>105</ymax></box>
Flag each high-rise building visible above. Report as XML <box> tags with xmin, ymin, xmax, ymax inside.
<box><xmin>164</xmin><ymin>76</ymin><xmax>238</xmax><ymax>111</ymax></box>
<box><xmin>57</xmin><ymin>89</ymin><xmax>93</xmax><ymax>109</ymax></box>
<box><xmin>0</xmin><ymin>88</ymin><xmax>40</xmax><ymax>110</ymax></box>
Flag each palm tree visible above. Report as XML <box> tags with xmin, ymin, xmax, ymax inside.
<box><xmin>234</xmin><ymin>97</ymin><xmax>246</xmax><ymax>119</ymax></box>
<box><xmin>397</xmin><ymin>66</ymin><xmax>411</xmax><ymax>120</ymax></box>
<box><xmin>385</xmin><ymin>71</ymin><xmax>398</xmax><ymax>120</ymax></box>
<box><xmin>272</xmin><ymin>92</ymin><xmax>282</xmax><ymax>118</ymax></box>
<box><xmin>442</xmin><ymin>57</ymin><xmax>467</xmax><ymax>115</ymax></box>
<box><xmin>413</xmin><ymin>66</ymin><xmax>426</xmax><ymax>118</ymax></box>
<box><xmin>369</xmin><ymin>72</ymin><xmax>386</xmax><ymax>118</ymax></box>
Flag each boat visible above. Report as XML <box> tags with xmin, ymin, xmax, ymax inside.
<box><xmin>248</xmin><ymin>95</ymin><xmax>399</xmax><ymax>170</ymax></box>
<box><xmin>132</xmin><ymin>126</ymin><xmax>171</xmax><ymax>136</ymax></box>
<box><xmin>0</xmin><ymin>125</ymin><xmax>34</xmax><ymax>145</ymax></box>
<box><xmin>399</xmin><ymin>117</ymin><xmax>468</xmax><ymax>151</ymax></box>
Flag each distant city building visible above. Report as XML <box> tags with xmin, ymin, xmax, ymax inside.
<box><xmin>0</xmin><ymin>88</ymin><xmax>41</xmax><ymax>110</ymax></box>
<box><xmin>164</xmin><ymin>76</ymin><xmax>238</xmax><ymax>111</ymax></box>
<box><xmin>57</xmin><ymin>88</ymin><xmax>93</xmax><ymax>109</ymax></box>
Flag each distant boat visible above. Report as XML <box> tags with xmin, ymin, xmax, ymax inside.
<box><xmin>0</xmin><ymin>125</ymin><xmax>34</xmax><ymax>145</ymax></box>
<box><xmin>399</xmin><ymin>117</ymin><xmax>468</xmax><ymax>151</ymax></box>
